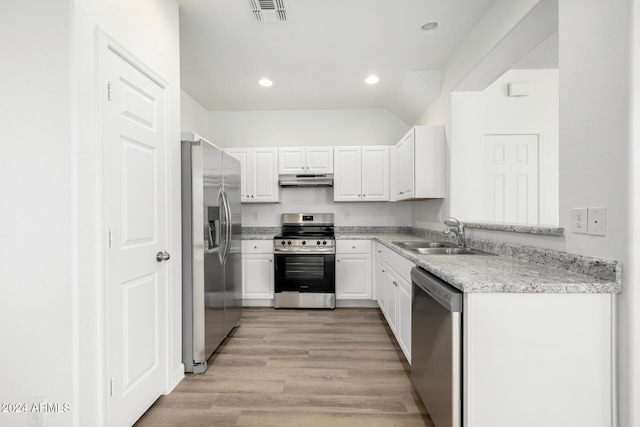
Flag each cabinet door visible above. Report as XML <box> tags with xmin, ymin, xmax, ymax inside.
<box><xmin>396</xmin><ymin>276</ymin><xmax>412</xmax><ymax>364</ymax></box>
<box><xmin>278</xmin><ymin>147</ymin><xmax>306</xmax><ymax>174</ymax></box>
<box><xmin>383</xmin><ymin>267</ymin><xmax>398</xmax><ymax>334</ymax></box>
<box><xmin>336</xmin><ymin>253</ymin><xmax>372</xmax><ymax>299</ymax></box>
<box><xmin>333</xmin><ymin>147</ymin><xmax>362</xmax><ymax>202</ymax></box>
<box><xmin>226</xmin><ymin>148</ymin><xmax>252</xmax><ymax>202</ymax></box>
<box><xmin>242</xmin><ymin>253</ymin><xmax>274</xmax><ymax>299</ymax></box>
<box><xmin>396</xmin><ymin>130</ymin><xmax>415</xmax><ymax>200</ymax></box>
<box><xmin>361</xmin><ymin>146</ymin><xmax>390</xmax><ymax>201</ymax></box>
<box><xmin>376</xmin><ymin>258</ymin><xmax>389</xmax><ymax>314</ymax></box>
<box><xmin>252</xmin><ymin>148</ymin><xmax>279</xmax><ymax>203</ymax></box>
<box><xmin>306</xmin><ymin>147</ymin><xmax>334</xmax><ymax>173</ymax></box>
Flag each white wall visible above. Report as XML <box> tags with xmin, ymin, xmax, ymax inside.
<box><xmin>244</xmin><ymin>188</ymin><xmax>412</xmax><ymax>227</ymax></box>
<box><xmin>415</xmin><ymin>0</ymin><xmax>635</xmax><ymax>424</ymax></box>
<box><xmin>208</xmin><ymin>109</ymin><xmax>409</xmax><ymax>148</ymax></box>
<box><xmin>557</xmin><ymin>1</ymin><xmax>632</xmax><ymax>425</ymax></box>
<box><xmin>450</xmin><ymin>69</ymin><xmax>559</xmax><ymax>225</ymax></box>
<box><xmin>482</xmin><ymin>69</ymin><xmax>559</xmax><ymax>224</ymax></box>
<box><xmin>0</xmin><ymin>2</ymin><xmax>181</xmax><ymax>427</ymax></box>
<box><xmin>181</xmin><ymin>89</ymin><xmax>211</xmax><ymax>140</ymax></box>
<box><xmin>627</xmin><ymin>2</ymin><xmax>640</xmax><ymax>424</ymax></box>
<box><xmin>0</xmin><ymin>3</ymin><xmax>74</xmax><ymax>427</ymax></box>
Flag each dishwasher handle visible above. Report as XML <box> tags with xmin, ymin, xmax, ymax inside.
<box><xmin>411</xmin><ymin>267</ymin><xmax>462</xmax><ymax>313</ymax></box>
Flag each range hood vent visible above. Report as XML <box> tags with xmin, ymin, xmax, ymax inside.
<box><xmin>249</xmin><ymin>0</ymin><xmax>287</xmax><ymax>23</ymax></box>
<box><xmin>279</xmin><ymin>174</ymin><xmax>333</xmax><ymax>188</ymax></box>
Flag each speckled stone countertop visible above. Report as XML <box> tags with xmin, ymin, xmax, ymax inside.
<box><xmin>336</xmin><ymin>232</ymin><xmax>621</xmax><ymax>294</ymax></box>
<box><xmin>241</xmin><ymin>227</ymin><xmax>279</xmax><ymax>240</ymax></box>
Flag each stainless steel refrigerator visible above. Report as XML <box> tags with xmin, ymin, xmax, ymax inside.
<box><xmin>181</xmin><ymin>131</ymin><xmax>242</xmax><ymax>374</ymax></box>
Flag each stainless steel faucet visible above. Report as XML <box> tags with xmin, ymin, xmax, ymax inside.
<box><xmin>444</xmin><ymin>217</ymin><xmax>466</xmax><ymax>247</ymax></box>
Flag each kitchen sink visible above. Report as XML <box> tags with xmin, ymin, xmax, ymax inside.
<box><xmin>393</xmin><ymin>241</ymin><xmax>493</xmax><ymax>255</ymax></box>
<box><xmin>409</xmin><ymin>247</ymin><xmax>492</xmax><ymax>255</ymax></box>
<box><xmin>393</xmin><ymin>241</ymin><xmax>458</xmax><ymax>249</ymax></box>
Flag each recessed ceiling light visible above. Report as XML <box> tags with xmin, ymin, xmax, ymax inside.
<box><xmin>419</xmin><ymin>22</ymin><xmax>439</xmax><ymax>35</ymax></box>
<box><xmin>258</xmin><ymin>78</ymin><xmax>273</xmax><ymax>87</ymax></box>
<box><xmin>364</xmin><ymin>75</ymin><xmax>380</xmax><ymax>85</ymax></box>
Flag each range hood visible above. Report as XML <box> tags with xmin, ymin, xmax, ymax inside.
<box><xmin>279</xmin><ymin>174</ymin><xmax>334</xmax><ymax>187</ymax></box>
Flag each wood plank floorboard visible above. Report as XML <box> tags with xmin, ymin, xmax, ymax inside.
<box><xmin>135</xmin><ymin>308</ymin><xmax>434</xmax><ymax>427</ymax></box>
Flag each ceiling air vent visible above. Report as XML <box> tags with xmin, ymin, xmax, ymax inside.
<box><xmin>249</xmin><ymin>0</ymin><xmax>287</xmax><ymax>23</ymax></box>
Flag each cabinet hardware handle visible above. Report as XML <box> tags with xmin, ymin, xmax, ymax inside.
<box><xmin>337</xmin><ymin>260</ymin><xmax>340</xmax><ymax>262</ymax></box>
<box><xmin>254</xmin><ymin>246</ymin><xmax>257</xmax><ymax>249</ymax></box>
<box><xmin>399</xmin><ymin>191</ymin><xmax>404</xmax><ymax>195</ymax></box>
<box><xmin>382</xmin><ymin>269</ymin><xmax>385</xmax><ymax>272</ymax></box>
<box><xmin>352</xmin><ymin>246</ymin><xmax>356</xmax><ymax>249</ymax></box>
<box><xmin>270</xmin><ymin>259</ymin><xmax>272</xmax><ymax>262</ymax></box>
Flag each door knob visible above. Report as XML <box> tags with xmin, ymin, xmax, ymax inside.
<box><xmin>156</xmin><ymin>251</ymin><xmax>171</xmax><ymax>262</ymax></box>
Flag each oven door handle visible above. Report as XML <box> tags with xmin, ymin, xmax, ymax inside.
<box><xmin>273</xmin><ymin>249</ymin><xmax>336</xmax><ymax>254</ymax></box>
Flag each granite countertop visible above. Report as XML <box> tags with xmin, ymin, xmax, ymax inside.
<box><xmin>241</xmin><ymin>233</ymin><xmax>276</xmax><ymax>240</ymax></box>
<box><xmin>335</xmin><ymin>233</ymin><xmax>621</xmax><ymax>294</ymax></box>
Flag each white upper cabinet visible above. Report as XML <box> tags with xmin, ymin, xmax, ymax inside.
<box><xmin>278</xmin><ymin>147</ymin><xmax>333</xmax><ymax>174</ymax></box>
<box><xmin>334</xmin><ymin>146</ymin><xmax>389</xmax><ymax>202</ymax></box>
<box><xmin>361</xmin><ymin>146</ymin><xmax>390</xmax><ymax>201</ymax></box>
<box><xmin>394</xmin><ymin>126</ymin><xmax>445</xmax><ymax>200</ymax></box>
<box><xmin>226</xmin><ymin>148</ymin><xmax>280</xmax><ymax>203</ymax></box>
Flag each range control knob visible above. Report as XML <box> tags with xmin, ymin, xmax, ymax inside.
<box><xmin>287</xmin><ymin>241</ymin><xmax>292</xmax><ymax>245</ymax></box>
<box><xmin>316</xmin><ymin>241</ymin><xmax>321</xmax><ymax>245</ymax></box>
<box><xmin>302</xmin><ymin>241</ymin><xmax>306</xmax><ymax>245</ymax></box>
<box><xmin>281</xmin><ymin>240</ymin><xmax>286</xmax><ymax>245</ymax></box>
<box><xmin>322</xmin><ymin>241</ymin><xmax>327</xmax><ymax>245</ymax></box>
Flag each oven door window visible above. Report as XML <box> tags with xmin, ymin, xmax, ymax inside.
<box><xmin>275</xmin><ymin>254</ymin><xmax>335</xmax><ymax>293</ymax></box>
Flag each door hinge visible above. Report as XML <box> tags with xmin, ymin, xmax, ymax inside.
<box><xmin>107</xmin><ymin>81</ymin><xmax>113</xmax><ymax>101</ymax></box>
<box><xmin>110</xmin><ymin>377</ymin><xmax>114</xmax><ymax>397</ymax></box>
<box><xmin>108</xmin><ymin>229</ymin><xmax>113</xmax><ymax>248</ymax></box>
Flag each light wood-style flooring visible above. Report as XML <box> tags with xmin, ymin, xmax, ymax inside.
<box><xmin>135</xmin><ymin>307</ymin><xmax>433</xmax><ymax>427</ymax></box>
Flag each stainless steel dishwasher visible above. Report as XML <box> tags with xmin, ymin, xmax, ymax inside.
<box><xmin>411</xmin><ymin>267</ymin><xmax>462</xmax><ymax>427</ymax></box>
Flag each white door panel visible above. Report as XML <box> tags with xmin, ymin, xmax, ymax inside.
<box><xmin>484</xmin><ymin>134</ymin><xmax>539</xmax><ymax>224</ymax></box>
<box><xmin>104</xmin><ymin>45</ymin><xmax>167</xmax><ymax>427</ymax></box>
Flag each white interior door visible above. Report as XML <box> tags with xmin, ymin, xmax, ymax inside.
<box><xmin>484</xmin><ymin>134</ymin><xmax>539</xmax><ymax>224</ymax></box>
<box><xmin>103</xmin><ymin>45</ymin><xmax>168</xmax><ymax>426</ymax></box>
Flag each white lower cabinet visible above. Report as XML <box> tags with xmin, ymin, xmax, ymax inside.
<box><xmin>336</xmin><ymin>240</ymin><xmax>372</xmax><ymax>300</ymax></box>
<box><xmin>464</xmin><ymin>293</ymin><xmax>613</xmax><ymax>427</ymax></box>
<box><xmin>375</xmin><ymin>242</ymin><xmax>414</xmax><ymax>363</ymax></box>
<box><xmin>241</xmin><ymin>241</ymin><xmax>274</xmax><ymax>305</ymax></box>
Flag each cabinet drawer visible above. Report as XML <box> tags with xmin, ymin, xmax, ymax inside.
<box><xmin>375</xmin><ymin>242</ymin><xmax>414</xmax><ymax>283</ymax></box>
<box><xmin>242</xmin><ymin>240</ymin><xmax>273</xmax><ymax>254</ymax></box>
<box><xmin>336</xmin><ymin>240</ymin><xmax>371</xmax><ymax>254</ymax></box>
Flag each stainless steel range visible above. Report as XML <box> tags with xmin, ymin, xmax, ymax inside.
<box><xmin>273</xmin><ymin>213</ymin><xmax>336</xmax><ymax>309</ymax></box>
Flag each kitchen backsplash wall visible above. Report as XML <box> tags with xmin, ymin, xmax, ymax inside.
<box><xmin>242</xmin><ymin>187</ymin><xmax>412</xmax><ymax>226</ymax></box>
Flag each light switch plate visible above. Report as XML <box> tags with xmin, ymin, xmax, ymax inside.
<box><xmin>572</xmin><ymin>208</ymin><xmax>588</xmax><ymax>234</ymax></box>
<box><xmin>588</xmin><ymin>207</ymin><xmax>606</xmax><ymax>236</ymax></box>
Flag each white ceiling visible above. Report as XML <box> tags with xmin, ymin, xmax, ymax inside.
<box><xmin>177</xmin><ymin>0</ymin><xmax>498</xmax><ymax>124</ymax></box>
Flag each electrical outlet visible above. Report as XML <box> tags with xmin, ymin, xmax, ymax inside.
<box><xmin>588</xmin><ymin>207</ymin><xmax>606</xmax><ymax>236</ymax></box>
<box><xmin>572</xmin><ymin>208</ymin><xmax>588</xmax><ymax>234</ymax></box>
<box><xmin>434</xmin><ymin>210</ymin><xmax>442</xmax><ymax>222</ymax></box>
<box><xmin>28</xmin><ymin>397</ymin><xmax>46</xmax><ymax>426</ymax></box>
<box><xmin>344</xmin><ymin>210</ymin><xmax>351</xmax><ymax>221</ymax></box>
<box><xmin>252</xmin><ymin>211</ymin><xmax>259</xmax><ymax>221</ymax></box>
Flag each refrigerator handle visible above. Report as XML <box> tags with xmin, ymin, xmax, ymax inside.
<box><xmin>221</xmin><ymin>190</ymin><xmax>232</xmax><ymax>265</ymax></box>
<box><xmin>217</xmin><ymin>190</ymin><xmax>227</xmax><ymax>265</ymax></box>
